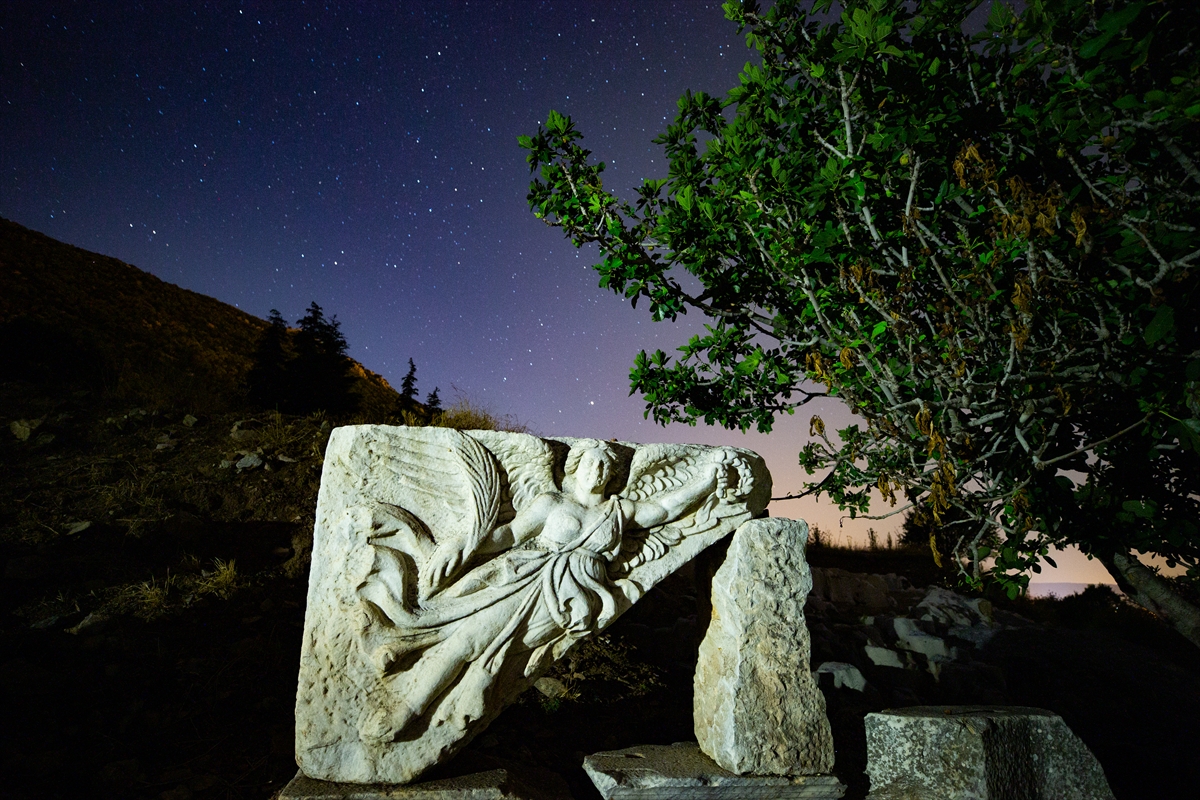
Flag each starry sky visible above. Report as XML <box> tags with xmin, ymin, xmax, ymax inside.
<box><xmin>0</xmin><ymin>1</ymin><xmax>1111</xmax><ymax>584</ymax></box>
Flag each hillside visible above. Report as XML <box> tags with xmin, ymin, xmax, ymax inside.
<box><xmin>0</xmin><ymin>217</ymin><xmax>400</xmax><ymax>415</ymax></box>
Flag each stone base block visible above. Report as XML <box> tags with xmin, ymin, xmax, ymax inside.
<box><xmin>278</xmin><ymin>769</ymin><xmax>558</xmax><ymax>800</ymax></box>
<box><xmin>583</xmin><ymin>743</ymin><xmax>846</xmax><ymax>799</ymax></box>
<box><xmin>865</xmin><ymin>706</ymin><xmax>1115</xmax><ymax>799</ymax></box>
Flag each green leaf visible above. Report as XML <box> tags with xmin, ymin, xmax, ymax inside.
<box><xmin>1122</xmin><ymin>499</ymin><xmax>1157</xmax><ymax>519</ymax></box>
<box><xmin>1097</xmin><ymin>3</ymin><xmax>1144</xmax><ymax>34</ymax></box>
<box><xmin>871</xmin><ymin>320</ymin><xmax>887</xmax><ymax>339</ymax></box>
<box><xmin>1144</xmin><ymin>305</ymin><xmax>1175</xmax><ymax>344</ymax></box>
<box><xmin>735</xmin><ymin>350</ymin><xmax>762</xmax><ymax>376</ymax></box>
<box><xmin>987</xmin><ymin>0</ymin><xmax>1016</xmax><ymax>30</ymax></box>
<box><xmin>546</xmin><ymin>109</ymin><xmax>568</xmax><ymax>133</ymax></box>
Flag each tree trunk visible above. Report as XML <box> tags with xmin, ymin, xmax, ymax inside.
<box><xmin>1098</xmin><ymin>548</ymin><xmax>1200</xmax><ymax>649</ymax></box>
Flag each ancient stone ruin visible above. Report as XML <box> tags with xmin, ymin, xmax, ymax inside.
<box><xmin>694</xmin><ymin>517</ymin><xmax>835</xmax><ymax>776</ymax></box>
<box><xmin>865</xmin><ymin>706</ymin><xmax>1115</xmax><ymax>800</ymax></box>
<box><xmin>292</xmin><ymin>426</ymin><xmax>771</xmax><ymax>785</ymax></box>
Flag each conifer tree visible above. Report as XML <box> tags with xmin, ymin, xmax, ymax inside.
<box><xmin>401</xmin><ymin>358</ymin><xmax>418</xmax><ymax>401</ymax></box>
<box><xmin>247</xmin><ymin>309</ymin><xmax>292</xmax><ymax>409</ymax></box>
<box><xmin>293</xmin><ymin>302</ymin><xmax>356</xmax><ymax>414</ymax></box>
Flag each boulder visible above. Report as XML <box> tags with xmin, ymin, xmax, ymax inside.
<box><xmin>865</xmin><ymin>706</ymin><xmax>1115</xmax><ymax>799</ymax></box>
<box><xmin>892</xmin><ymin>618</ymin><xmax>955</xmax><ymax>676</ymax></box>
<box><xmin>863</xmin><ymin>645</ymin><xmax>905</xmax><ymax>669</ymax></box>
<box><xmin>815</xmin><ymin>662</ymin><xmax>867</xmax><ymax>692</ymax></box>
<box><xmin>915</xmin><ymin>587</ymin><xmax>1000</xmax><ymax>649</ymax></box>
<box><xmin>694</xmin><ymin>517</ymin><xmax>835</xmax><ymax>775</ymax></box>
<box><xmin>810</xmin><ymin>568</ymin><xmax>891</xmax><ymax>612</ymax></box>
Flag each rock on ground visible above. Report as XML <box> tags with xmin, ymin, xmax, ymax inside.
<box><xmin>583</xmin><ymin>742</ymin><xmax>845</xmax><ymax>800</ymax></box>
<box><xmin>694</xmin><ymin>517</ymin><xmax>835</xmax><ymax>775</ymax></box>
<box><xmin>865</xmin><ymin>706</ymin><xmax>1115</xmax><ymax>800</ymax></box>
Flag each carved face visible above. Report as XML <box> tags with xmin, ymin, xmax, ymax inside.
<box><xmin>575</xmin><ymin>449</ymin><xmax>610</xmax><ymax>494</ymax></box>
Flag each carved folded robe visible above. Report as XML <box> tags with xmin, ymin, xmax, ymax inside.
<box><xmin>358</xmin><ymin>495</ymin><xmax>628</xmax><ymax>738</ymax></box>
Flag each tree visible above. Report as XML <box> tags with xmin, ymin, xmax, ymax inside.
<box><xmin>522</xmin><ymin>0</ymin><xmax>1200</xmax><ymax>644</ymax></box>
<box><xmin>425</xmin><ymin>386</ymin><xmax>442</xmax><ymax>412</ymax></box>
<box><xmin>401</xmin><ymin>358</ymin><xmax>418</xmax><ymax>402</ymax></box>
<box><xmin>247</xmin><ymin>309</ymin><xmax>293</xmax><ymax>409</ymax></box>
<box><xmin>293</xmin><ymin>301</ymin><xmax>356</xmax><ymax>414</ymax></box>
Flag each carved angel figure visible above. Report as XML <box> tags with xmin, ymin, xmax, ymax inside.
<box><xmin>293</xmin><ymin>426</ymin><xmax>769</xmax><ymax>784</ymax></box>
<box><xmin>358</xmin><ymin>435</ymin><xmax>750</xmax><ymax>743</ymax></box>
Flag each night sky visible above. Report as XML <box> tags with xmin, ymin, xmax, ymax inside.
<box><xmin>0</xmin><ymin>2</ymin><xmax>1109</xmax><ymax>584</ymax></box>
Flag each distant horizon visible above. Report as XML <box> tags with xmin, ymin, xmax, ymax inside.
<box><xmin>1027</xmin><ymin>582</ymin><xmax>1119</xmax><ymax>599</ymax></box>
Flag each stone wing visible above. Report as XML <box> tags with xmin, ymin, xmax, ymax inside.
<box><xmin>465</xmin><ymin>430</ymin><xmax>558</xmax><ymax>524</ymax></box>
<box><xmin>359</xmin><ymin>426</ymin><xmax>501</xmax><ymax>599</ymax></box>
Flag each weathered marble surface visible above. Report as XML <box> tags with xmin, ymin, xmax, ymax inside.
<box><xmin>583</xmin><ymin>743</ymin><xmax>845</xmax><ymax>799</ymax></box>
<box><xmin>865</xmin><ymin>706</ymin><xmax>1115</xmax><ymax>800</ymax></box>
<box><xmin>694</xmin><ymin>518</ymin><xmax>834</xmax><ymax>776</ymax></box>
<box><xmin>295</xmin><ymin>426</ymin><xmax>770</xmax><ymax>784</ymax></box>
<box><xmin>278</xmin><ymin>769</ymin><xmax>563</xmax><ymax>800</ymax></box>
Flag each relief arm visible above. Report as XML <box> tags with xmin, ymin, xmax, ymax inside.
<box><xmin>476</xmin><ymin>493</ymin><xmax>552</xmax><ymax>554</ymax></box>
<box><xmin>628</xmin><ymin>463</ymin><xmax>721</xmax><ymax>529</ymax></box>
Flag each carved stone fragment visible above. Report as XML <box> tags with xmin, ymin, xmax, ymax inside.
<box><xmin>294</xmin><ymin>426</ymin><xmax>771</xmax><ymax>784</ymax></box>
<box><xmin>694</xmin><ymin>517</ymin><xmax>835</xmax><ymax>775</ymax></box>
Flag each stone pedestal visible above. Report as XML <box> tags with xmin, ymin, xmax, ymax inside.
<box><xmin>693</xmin><ymin>517</ymin><xmax>835</xmax><ymax>775</ymax></box>
<box><xmin>582</xmin><ymin>743</ymin><xmax>845</xmax><ymax>799</ymax></box>
<box><xmin>865</xmin><ymin>706</ymin><xmax>1115</xmax><ymax>799</ymax></box>
<box><xmin>278</xmin><ymin>768</ymin><xmax>563</xmax><ymax>800</ymax></box>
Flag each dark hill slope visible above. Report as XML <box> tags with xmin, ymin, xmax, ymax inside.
<box><xmin>0</xmin><ymin>217</ymin><xmax>399</xmax><ymax>413</ymax></box>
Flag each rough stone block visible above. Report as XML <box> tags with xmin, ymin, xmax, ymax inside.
<box><xmin>278</xmin><ymin>769</ymin><xmax>559</xmax><ymax>799</ymax></box>
<box><xmin>865</xmin><ymin>706</ymin><xmax>1115</xmax><ymax>799</ymax></box>
<box><xmin>694</xmin><ymin>517</ymin><xmax>835</xmax><ymax>775</ymax></box>
<box><xmin>583</xmin><ymin>743</ymin><xmax>846</xmax><ymax>799</ymax></box>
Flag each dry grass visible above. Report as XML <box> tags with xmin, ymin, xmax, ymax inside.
<box><xmin>131</xmin><ymin>576</ymin><xmax>172</xmax><ymax>618</ymax></box>
<box><xmin>430</xmin><ymin>398</ymin><xmax>527</xmax><ymax>433</ymax></box>
<box><xmin>196</xmin><ymin>558</ymin><xmax>239</xmax><ymax>599</ymax></box>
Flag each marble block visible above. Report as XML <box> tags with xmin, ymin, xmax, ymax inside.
<box><xmin>583</xmin><ymin>742</ymin><xmax>845</xmax><ymax>799</ymax></box>
<box><xmin>295</xmin><ymin>426</ymin><xmax>771</xmax><ymax>784</ymax></box>
<box><xmin>865</xmin><ymin>706</ymin><xmax>1115</xmax><ymax>799</ymax></box>
<box><xmin>278</xmin><ymin>769</ymin><xmax>559</xmax><ymax>800</ymax></box>
<box><xmin>694</xmin><ymin>518</ymin><xmax>835</xmax><ymax>775</ymax></box>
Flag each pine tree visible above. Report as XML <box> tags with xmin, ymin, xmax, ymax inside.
<box><xmin>401</xmin><ymin>358</ymin><xmax>418</xmax><ymax>401</ymax></box>
<box><xmin>292</xmin><ymin>302</ymin><xmax>356</xmax><ymax>414</ymax></box>
<box><xmin>425</xmin><ymin>386</ymin><xmax>441</xmax><ymax>412</ymax></box>
<box><xmin>247</xmin><ymin>309</ymin><xmax>292</xmax><ymax>409</ymax></box>
<box><xmin>295</xmin><ymin>302</ymin><xmax>349</xmax><ymax>361</ymax></box>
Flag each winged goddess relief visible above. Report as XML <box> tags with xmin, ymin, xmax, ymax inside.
<box><xmin>352</xmin><ymin>431</ymin><xmax>759</xmax><ymax>749</ymax></box>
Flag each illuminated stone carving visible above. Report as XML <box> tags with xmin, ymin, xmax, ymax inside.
<box><xmin>294</xmin><ymin>426</ymin><xmax>770</xmax><ymax>784</ymax></box>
